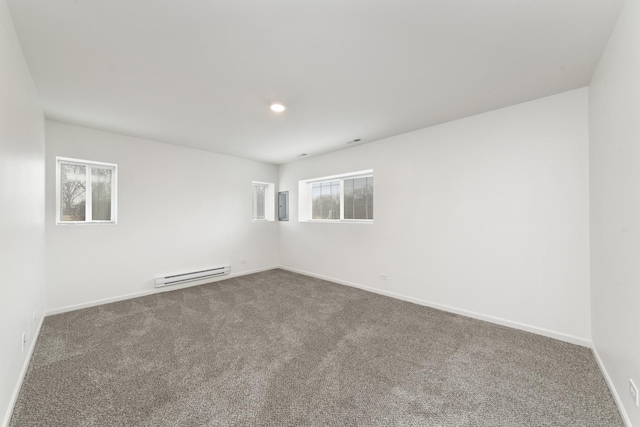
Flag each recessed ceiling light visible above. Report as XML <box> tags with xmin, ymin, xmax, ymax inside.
<box><xmin>270</xmin><ymin>103</ymin><xmax>286</xmax><ymax>113</ymax></box>
<box><xmin>298</xmin><ymin>153</ymin><xmax>307</xmax><ymax>157</ymax></box>
<box><xmin>347</xmin><ymin>138</ymin><xmax>362</xmax><ymax>145</ymax></box>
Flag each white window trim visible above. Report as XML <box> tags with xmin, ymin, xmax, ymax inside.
<box><xmin>252</xmin><ymin>181</ymin><xmax>275</xmax><ymax>222</ymax></box>
<box><xmin>299</xmin><ymin>169</ymin><xmax>373</xmax><ymax>223</ymax></box>
<box><xmin>56</xmin><ymin>157</ymin><xmax>118</xmax><ymax>225</ymax></box>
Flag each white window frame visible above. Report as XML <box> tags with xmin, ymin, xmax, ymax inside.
<box><xmin>298</xmin><ymin>169</ymin><xmax>373</xmax><ymax>223</ymax></box>
<box><xmin>252</xmin><ymin>181</ymin><xmax>275</xmax><ymax>221</ymax></box>
<box><xmin>56</xmin><ymin>157</ymin><xmax>118</xmax><ymax>225</ymax></box>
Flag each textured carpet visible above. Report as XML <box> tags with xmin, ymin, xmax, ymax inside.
<box><xmin>10</xmin><ymin>269</ymin><xmax>623</xmax><ymax>426</ymax></box>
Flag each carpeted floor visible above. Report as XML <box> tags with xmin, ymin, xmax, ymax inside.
<box><xmin>10</xmin><ymin>269</ymin><xmax>623</xmax><ymax>426</ymax></box>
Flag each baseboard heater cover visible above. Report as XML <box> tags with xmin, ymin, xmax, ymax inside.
<box><xmin>155</xmin><ymin>266</ymin><xmax>231</xmax><ymax>288</ymax></box>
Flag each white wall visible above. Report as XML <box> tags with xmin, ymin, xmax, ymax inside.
<box><xmin>589</xmin><ymin>0</ymin><xmax>640</xmax><ymax>424</ymax></box>
<box><xmin>45</xmin><ymin>121</ymin><xmax>279</xmax><ymax>312</ymax></box>
<box><xmin>279</xmin><ymin>88</ymin><xmax>591</xmax><ymax>345</ymax></box>
<box><xmin>0</xmin><ymin>0</ymin><xmax>46</xmax><ymax>425</ymax></box>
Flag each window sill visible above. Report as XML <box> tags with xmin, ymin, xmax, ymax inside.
<box><xmin>302</xmin><ymin>219</ymin><xmax>373</xmax><ymax>224</ymax></box>
<box><xmin>56</xmin><ymin>221</ymin><xmax>117</xmax><ymax>225</ymax></box>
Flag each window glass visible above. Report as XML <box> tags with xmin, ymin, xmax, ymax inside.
<box><xmin>366</xmin><ymin>176</ymin><xmax>374</xmax><ymax>220</ymax></box>
<box><xmin>60</xmin><ymin>164</ymin><xmax>87</xmax><ymax>221</ymax></box>
<box><xmin>312</xmin><ymin>180</ymin><xmax>340</xmax><ymax>219</ymax></box>
<box><xmin>252</xmin><ymin>182</ymin><xmax>274</xmax><ymax>221</ymax></box>
<box><xmin>91</xmin><ymin>167</ymin><xmax>112</xmax><ymax>221</ymax></box>
<box><xmin>252</xmin><ymin>183</ymin><xmax>267</xmax><ymax>220</ymax></box>
<box><xmin>298</xmin><ymin>170</ymin><xmax>373</xmax><ymax>222</ymax></box>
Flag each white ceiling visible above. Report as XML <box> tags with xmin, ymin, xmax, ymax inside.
<box><xmin>8</xmin><ymin>0</ymin><xmax>624</xmax><ymax>165</ymax></box>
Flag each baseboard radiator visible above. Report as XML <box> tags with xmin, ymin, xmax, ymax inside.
<box><xmin>155</xmin><ymin>266</ymin><xmax>231</xmax><ymax>288</ymax></box>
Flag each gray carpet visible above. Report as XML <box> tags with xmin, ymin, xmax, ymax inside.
<box><xmin>10</xmin><ymin>269</ymin><xmax>623</xmax><ymax>426</ymax></box>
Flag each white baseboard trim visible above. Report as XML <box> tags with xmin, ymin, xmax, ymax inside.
<box><xmin>279</xmin><ymin>266</ymin><xmax>591</xmax><ymax>348</ymax></box>
<box><xmin>592</xmin><ymin>343</ymin><xmax>633</xmax><ymax>427</ymax></box>
<box><xmin>45</xmin><ymin>266</ymin><xmax>279</xmax><ymax>316</ymax></box>
<box><xmin>46</xmin><ymin>264</ymin><xmax>593</xmax><ymax>348</ymax></box>
<box><xmin>2</xmin><ymin>315</ymin><xmax>45</xmax><ymax>427</ymax></box>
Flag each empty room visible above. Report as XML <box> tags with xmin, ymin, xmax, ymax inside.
<box><xmin>1</xmin><ymin>0</ymin><xmax>639</xmax><ymax>426</ymax></box>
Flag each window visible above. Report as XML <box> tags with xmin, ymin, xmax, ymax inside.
<box><xmin>252</xmin><ymin>181</ymin><xmax>275</xmax><ymax>221</ymax></box>
<box><xmin>299</xmin><ymin>170</ymin><xmax>373</xmax><ymax>222</ymax></box>
<box><xmin>56</xmin><ymin>157</ymin><xmax>117</xmax><ymax>224</ymax></box>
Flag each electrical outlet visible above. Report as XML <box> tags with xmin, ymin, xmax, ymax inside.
<box><xmin>21</xmin><ymin>332</ymin><xmax>26</xmax><ymax>352</ymax></box>
<box><xmin>630</xmin><ymin>379</ymin><xmax>639</xmax><ymax>407</ymax></box>
<box><xmin>379</xmin><ymin>273</ymin><xmax>388</xmax><ymax>281</ymax></box>
<box><xmin>240</xmin><ymin>260</ymin><xmax>247</xmax><ymax>265</ymax></box>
